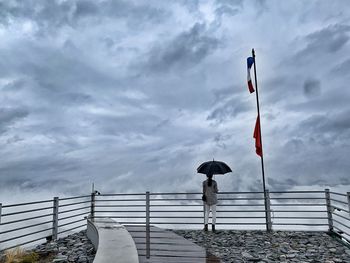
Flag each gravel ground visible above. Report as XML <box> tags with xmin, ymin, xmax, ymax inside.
<box><xmin>33</xmin><ymin>230</ymin><xmax>95</xmax><ymax>263</ymax></box>
<box><xmin>173</xmin><ymin>230</ymin><xmax>350</xmax><ymax>263</ymax></box>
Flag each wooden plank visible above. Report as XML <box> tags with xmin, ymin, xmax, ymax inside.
<box><xmin>134</xmin><ymin>243</ymin><xmax>204</xmax><ymax>252</ymax></box>
<box><xmin>125</xmin><ymin>225</ymin><xmax>221</xmax><ymax>263</ymax></box>
<box><xmin>139</xmin><ymin>255</ymin><xmax>220</xmax><ymax>263</ymax></box>
<box><xmin>137</xmin><ymin>250</ymin><xmax>207</xmax><ymax>257</ymax></box>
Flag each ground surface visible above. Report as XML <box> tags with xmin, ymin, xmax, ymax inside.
<box><xmin>0</xmin><ymin>230</ymin><xmax>95</xmax><ymax>263</ymax></box>
<box><xmin>173</xmin><ymin>230</ymin><xmax>350</xmax><ymax>263</ymax></box>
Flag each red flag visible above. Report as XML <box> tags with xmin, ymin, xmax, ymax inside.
<box><xmin>253</xmin><ymin>116</ymin><xmax>262</xmax><ymax>157</ymax></box>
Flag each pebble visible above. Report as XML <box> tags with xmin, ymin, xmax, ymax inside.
<box><xmin>32</xmin><ymin>230</ymin><xmax>95</xmax><ymax>263</ymax></box>
<box><xmin>173</xmin><ymin>230</ymin><xmax>350</xmax><ymax>263</ymax></box>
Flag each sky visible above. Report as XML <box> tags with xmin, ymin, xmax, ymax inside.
<box><xmin>0</xmin><ymin>0</ymin><xmax>350</xmax><ymax>203</ymax></box>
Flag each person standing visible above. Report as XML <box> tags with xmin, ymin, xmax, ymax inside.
<box><xmin>202</xmin><ymin>173</ymin><xmax>218</xmax><ymax>232</ymax></box>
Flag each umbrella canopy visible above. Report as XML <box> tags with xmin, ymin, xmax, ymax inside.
<box><xmin>197</xmin><ymin>160</ymin><xmax>232</xmax><ymax>175</ymax></box>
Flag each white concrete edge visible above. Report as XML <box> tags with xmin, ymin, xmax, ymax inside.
<box><xmin>86</xmin><ymin>218</ymin><xmax>139</xmax><ymax>263</ymax></box>
<box><xmin>87</xmin><ymin>218</ymin><xmax>99</xmax><ymax>250</ymax></box>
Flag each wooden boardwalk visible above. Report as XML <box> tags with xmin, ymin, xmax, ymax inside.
<box><xmin>125</xmin><ymin>225</ymin><xmax>221</xmax><ymax>263</ymax></box>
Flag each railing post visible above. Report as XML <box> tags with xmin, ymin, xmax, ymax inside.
<box><xmin>146</xmin><ymin>191</ymin><xmax>150</xmax><ymax>259</ymax></box>
<box><xmin>265</xmin><ymin>189</ymin><xmax>272</xmax><ymax>231</ymax></box>
<box><xmin>52</xmin><ymin>197</ymin><xmax>59</xmax><ymax>240</ymax></box>
<box><xmin>203</xmin><ymin>202</ymin><xmax>205</xmax><ymax>226</ymax></box>
<box><xmin>91</xmin><ymin>192</ymin><xmax>96</xmax><ymax>221</ymax></box>
<box><xmin>347</xmin><ymin>192</ymin><xmax>350</xmax><ymax>215</ymax></box>
<box><xmin>325</xmin><ymin>189</ymin><xmax>333</xmax><ymax>232</ymax></box>
<box><xmin>0</xmin><ymin>202</ymin><xmax>2</xmax><ymax>224</ymax></box>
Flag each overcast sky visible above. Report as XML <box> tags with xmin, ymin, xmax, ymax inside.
<box><xmin>0</xmin><ymin>0</ymin><xmax>349</xmax><ymax>202</ymax></box>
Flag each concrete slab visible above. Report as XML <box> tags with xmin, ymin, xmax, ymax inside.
<box><xmin>87</xmin><ymin>218</ymin><xmax>139</xmax><ymax>263</ymax></box>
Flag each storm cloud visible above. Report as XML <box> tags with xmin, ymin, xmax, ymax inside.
<box><xmin>0</xmin><ymin>0</ymin><xmax>349</xmax><ymax>203</ymax></box>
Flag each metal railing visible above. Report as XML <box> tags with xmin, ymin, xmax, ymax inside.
<box><xmin>0</xmin><ymin>195</ymin><xmax>90</xmax><ymax>252</ymax></box>
<box><xmin>92</xmin><ymin>190</ymin><xmax>332</xmax><ymax>228</ymax></box>
<box><xmin>91</xmin><ymin>189</ymin><xmax>350</xmax><ymax>258</ymax></box>
<box><xmin>1</xmin><ymin>189</ymin><xmax>349</xmax><ymax>256</ymax></box>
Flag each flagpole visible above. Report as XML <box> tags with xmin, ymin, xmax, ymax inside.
<box><xmin>252</xmin><ymin>48</ymin><xmax>269</xmax><ymax>231</ymax></box>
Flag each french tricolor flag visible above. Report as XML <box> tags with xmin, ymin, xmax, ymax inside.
<box><xmin>247</xmin><ymin>57</ymin><xmax>255</xmax><ymax>93</ymax></box>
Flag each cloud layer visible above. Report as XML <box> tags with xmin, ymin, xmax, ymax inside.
<box><xmin>0</xmin><ymin>0</ymin><xmax>349</xmax><ymax>202</ymax></box>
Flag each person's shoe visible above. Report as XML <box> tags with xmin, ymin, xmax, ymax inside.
<box><xmin>203</xmin><ymin>224</ymin><xmax>208</xmax><ymax>231</ymax></box>
<box><xmin>212</xmin><ymin>224</ymin><xmax>216</xmax><ymax>232</ymax></box>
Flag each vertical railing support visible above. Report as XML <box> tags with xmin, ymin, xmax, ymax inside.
<box><xmin>91</xmin><ymin>192</ymin><xmax>96</xmax><ymax>221</ymax></box>
<box><xmin>347</xmin><ymin>192</ymin><xmax>350</xmax><ymax>215</ymax></box>
<box><xmin>0</xmin><ymin>202</ymin><xmax>2</xmax><ymax>224</ymax></box>
<box><xmin>203</xmin><ymin>202</ymin><xmax>206</xmax><ymax>226</ymax></box>
<box><xmin>52</xmin><ymin>197</ymin><xmax>59</xmax><ymax>240</ymax></box>
<box><xmin>146</xmin><ymin>191</ymin><xmax>150</xmax><ymax>259</ymax></box>
<box><xmin>325</xmin><ymin>189</ymin><xmax>333</xmax><ymax>232</ymax></box>
<box><xmin>265</xmin><ymin>189</ymin><xmax>272</xmax><ymax>231</ymax></box>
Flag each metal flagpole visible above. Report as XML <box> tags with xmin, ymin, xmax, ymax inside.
<box><xmin>252</xmin><ymin>49</ymin><xmax>270</xmax><ymax>231</ymax></box>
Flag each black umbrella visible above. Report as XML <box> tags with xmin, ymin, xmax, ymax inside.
<box><xmin>197</xmin><ymin>160</ymin><xmax>232</xmax><ymax>175</ymax></box>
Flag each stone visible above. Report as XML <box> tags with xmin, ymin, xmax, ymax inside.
<box><xmin>279</xmin><ymin>255</ymin><xmax>287</xmax><ymax>261</ymax></box>
<box><xmin>52</xmin><ymin>255</ymin><xmax>68</xmax><ymax>262</ymax></box>
<box><xmin>22</xmin><ymin>230</ymin><xmax>95</xmax><ymax>263</ymax></box>
<box><xmin>173</xmin><ymin>230</ymin><xmax>350</xmax><ymax>263</ymax></box>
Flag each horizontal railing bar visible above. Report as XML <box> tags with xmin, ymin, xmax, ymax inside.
<box><xmin>329</xmin><ymin>192</ymin><xmax>348</xmax><ymax>197</ymax></box>
<box><xmin>58</xmin><ymin>206</ymin><xmax>90</xmax><ymax>214</ymax></box>
<box><xmin>219</xmin><ymin>191</ymin><xmax>264</xmax><ymax>195</ymax></box>
<box><xmin>150</xmin><ymin>191</ymin><xmax>264</xmax><ymax>195</ymax></box>
<box><xmin>270</xmin><ymin>203</ymin><xmax>325</xmax><ymax>206</ymax></box>
<box><xmin>270</xmin><ymin>197</ymin><xmax>325</xmax><ymax>200</ymax></box>
<box><xmin>98</xmin><ymin>216</ymin><xmax>146</xmax><ymax>219</ymax></box>
<box><xmin>331</xmin><ymin>205</ymin><xmax>348</xmax><ymax>213</ymax></box>
<box><xmin>2</xmin><ymin>200</ymin><xmax>53</xmax><ymax>208</ymax></box>
<box><xmin>150</xmin><ymin>192</ymin><xmax>199</xmax><ymax>195</ymax></box>
<box><xmin>95</xmin><ymin>216</ymin><xmax>146</xmax><ymax>219</ymax></box>
<box><xmin>0</xmin><ymin>236</ymin><xmax>47</xmax><ymax>253</ymax></box>
<box><xmin>272</xmin><ymin>216</ymin><xmax>327</xmax><ymax>220</ymax></box>
<box><xmin>59</xmin><ymin>212</ymin><xmax>89</xmax><ymax>221</ymax></box>
<box><xmin>57</xmin><ymin>223</ymin><xmax>86</xmax><ymax>235</ymax></box>
<box><xmin>149</xmin><ymin>198</ymin><xmax>200</xmax><ymax>201</ymax></box>
<box><xmin>150</xmin><ymin>198</ymin><xmax>264</xmax><ymax>201</ymax></box>
<box><xmin>0</xmin><ymin>214</ymin><xmax>54</xmax><ymax>226</ymax></box>
<box><xmin>150</xmin><ymin>222</ymin><xmax>266</xmax><ymax>225</ymax></box>
<box><xmin>271</xmin><ymin>210</ymin><xmax>327</xmax><ymax>213</ymax></box>
<box><xmin>272</xmin><ymin>223</ymin><xmax>328</xmax><ymax>226</ymax></box>
<box><xmin>95</xmin><ymin>204</ymin><xmax>266</xmax><ymax>207</ymax></box>
<box><xmin>95</xmin><ymin>199</ymin><xmax>145</xmax><ymax>202</ymax></box>
<box><xmin>99</xmin><ymin>193</ymin><xmax>145</xmax><ymax>196</ymax></box>
<box><xmin>149</xmin><ymin>216</ymin><xmax>266</xmax><ymax>219</ymax></box>
<box><xmin>59</xmin><ymin>195</ymin><xmax>91</xmax><ymax>201</ymax></box>
<box><xmin>2</xmin><ymin>207</ymin><xmax>54</xmax><ymax>217</ymax></box>
<box><xmin>333</xmin><ymin>225</ymin><xmax>350</xmax><ymax>239</ymax></box>
<box><xmin>0</xmin><ymin>227</ymin><xmax>53</xmax><ymax>244</ymax></box>
<box><xmin>333</xmin><ymin>219</ymin><xmax>350</xmax><ymax>230</ymax></box>
<box><xmin>95</xmin><ymin>210</ymin><xmax>145</xmax><ymax>213</ymax></box>
<box><xmin>58</xmin><ymin>218</ymin><xmax>86</xmax><ymax>228</ymax></box>
<box><xmin>333</xmin><ymin>212</ymin><xmax>350</xmax><ymax>222</ymax></box>
<box><xmin>95</xmin><ymin>205</ymin><xmax>145</xmax><ymax>207</ymax></box>
<box><xmin>150</xmin><ymin>210</ymin><xmax>266</xmax><ymax>213</ymax></box>
<box><xmin>151</xmin><ymin>204</ymin><xmax>265</xmax><ymax>207</ymax></box>
<box><xmin>270</xmin><ymin>191</ymin><xmax>324</xmax><ymax>194</ymax></box>
<box><xmin>0</xmin><ymin>220</ymin><xmax>53</xmax><ymax>235</ymax></box>
<box><xmin>58</xmin><ymin>200</ymin><xmax>91</xmax><ymax>207</ymax></box>
<box><xmin>330</xmin><ymin>198</ymin><xmax>348</xmax><ymax>205</ymax></box>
